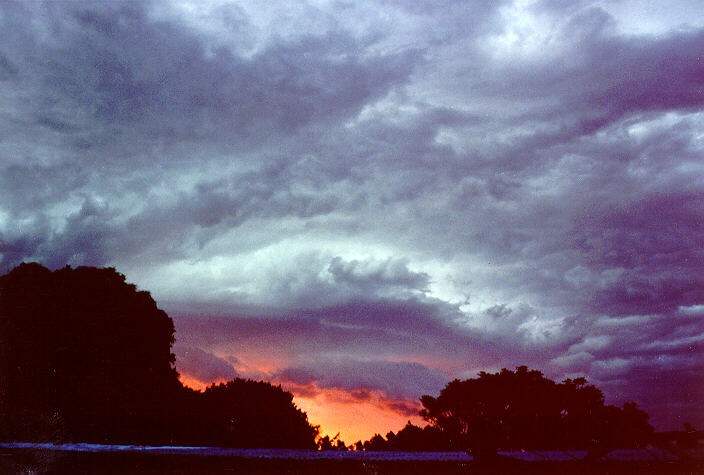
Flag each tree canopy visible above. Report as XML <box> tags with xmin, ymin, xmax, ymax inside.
<box><xmin>0</xmin><ymin>263</ymin><xmax>317</xmax><ymax>448</ymax></box>
<box><xmin>179</xmin><ymin>379</ymin><xmax>318</xmax><ymax>449</ymax></box>
<box><xmin>356</xmin><ymin>367</ymin><xmax>652</xmax><ymax>456</ymax></box>
<box><xmin>355</xmin><ymin>422</ymin><xmax>451</xmax><ymax>452</ymax></box>
<box><xmin>419</xmin><ymin>366</ymin><xmax>652</xmax><ymax>457</ymax></box>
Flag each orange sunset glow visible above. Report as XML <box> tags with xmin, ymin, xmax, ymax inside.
<box><xmin>178</xmin><ymin>368</ymin><xmax>425</xmax><ymax>444</ymax></box>
<box><xmin>293</xmin><ymin>389</ymin><xmax>425</xmax><ymax>444</ymax></box>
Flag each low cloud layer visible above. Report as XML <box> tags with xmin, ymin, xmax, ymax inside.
<box><xmin>174</xmin><ymin>345</ymin><xmax>238</xmax><ymax>385</ymax></box>
<box><xmin>275</xmin><ymin>358</ymin><xmax>447</xmax><ymax>401</ymax></box>
<box><xmin>1</xmin><ymin>0</ymin><xmax>703</xmax><ymax>434</ymax></box>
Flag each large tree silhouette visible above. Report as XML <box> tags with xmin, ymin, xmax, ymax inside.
<box><xmin>0</xmin><ymin>263</ymin><xmax>181</xmax><ymax>443</ymax></box>
<box><xmin>177</xmin><ymin>379</ymin><xmax>318</xmax><ymax>449</ymax></box>
<box><xmin>0</xmin><ymin>263</ymin><xmax>318</xmax><ymax>448</ymax></box>
<box><xmin>419</xmin><ymin>366</ymin><xmax>652</xmax><ymax>458</ymax></box>
<box><xmin>359</xmin><ymin>367</ymin><xmax>653</xmax><ymax>456</ymax></box>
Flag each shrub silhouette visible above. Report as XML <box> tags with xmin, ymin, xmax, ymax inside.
<box><xmin>0</xmin><ymin>263</ymin><xmax>317</xmax><ymax>448</ymax></box>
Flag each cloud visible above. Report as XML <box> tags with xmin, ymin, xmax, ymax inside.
<box><xmin>273</xmin><ymin>357</ymin><xmax>447</xmax><ymax>418</ymax></box>
<box><xmin>174</xmin><ymin>345</ymin><xmax>237</xmax><ymax>384</ymax></box>
<box><xmin>328</xmin><ymin>256</ymin><xmax>430</xmax><ymax>296</ymax></box>
<box><xmin>1</xmin><ymin>0</ymin><xmax>703</xmax><ymax>432</ymax></box>
<box><xmin>169</xmin><ymin>291</ymin><xmax>550</xmax><ymax>375</ymax></box>
<box><xmin>0</xmin><ymin>0</ymin><xmax>418</xmax><ymax>271</ymax></box>
<box><xmin>275</xmin><ymin>358</ymin><xmax>447</xmax><ymax>401</ymax></box>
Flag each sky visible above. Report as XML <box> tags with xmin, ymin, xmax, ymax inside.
<box><xmin>1</xmin><ymin>0</ymin><xmax>703</xmax><ymax>443</ymax></box>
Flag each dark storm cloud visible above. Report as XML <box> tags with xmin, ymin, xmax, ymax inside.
<box><xmin>0</xmin><ymin>235</ymin><xmax>41</xmax><ymax>274</ymax></box>
<box><xmin>437</xmin><ymin>8</ymin><xmax>704</xmax><ymax>178</ymax></box>
<box><xmin>0</xmin><ymin>0</ymin><xmax>417</xmax><ymax>267</ymax></box>
<box><xmin>0</xmin><ymin>163</ymin><xmax>89</xmax><ymax>211</ymax></box>
<box><xmin>171</xmin><ymin>299</ymin><xmax>482</xmax><ymax>362</ymax></box>
<box><xmin>174</xmin><ymin>345</ymin><xmax>238</xmax><ymax>384</ymax></box>
<box><xmin>547</xmin><ymin>306</ymin><xmax>704</xmax><ymax>428</ymax></box>
<box><xmin>328</xmin><ymin>257</ymin><xmax>431</xmax><ymax>294</ymax></box>
<box><xmin>0</xmin><ymin>0</ymin><xmax>416</xmax><ymax>164</ymax></box>
<box><xmin>1</xmin><ymin>0</ymin><xmax>703</xmax><ymax>431</ymax></box>
<box><xmin>0</xmin><ymin>0</ymin><xmax>417</xmax><ymax>151</ymax></box>
<box><xmin>171</xmin><ymin>293</ymin><xmax>565</xmax><ymax>382</ymax></box>
<box><xmin>0</xmin><ymin>192</ymin><xmax>112</xmax><ymax>272</ymax></box>
<box><xmin>274</xmin><ymin>358</ymin><xmax>446</xmax><ymax>402</ymax></box>
<box><xmin>491</xmin><ymin>7</ymin><xmax>704</xmax><ymax>116</ymax></box>
<box><xmin>608</xmin><ymin>366</ymin><xmax>704</xmax><ymax>428</ymax></box>
<box><xmin>571</xmin><ymin>191</ymin><xmax>704</xmax><ymax>314</ymax></box>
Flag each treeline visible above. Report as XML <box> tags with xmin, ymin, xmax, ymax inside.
<box><xmin>349</xmin><ymin>367</ymin><xmax>653</xmax><ymax>458</ymax></box>
<box><xmin>0</xmin><ymin>264</ymin><xmax>656</xmax><ymax>455</ymax></box>
<box><xmin>0</xmin><ymin>263</ymin><xmax>317</xmax><ymax>448</ymax></box>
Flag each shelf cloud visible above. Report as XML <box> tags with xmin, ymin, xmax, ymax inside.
<box><xmin>1</xmin><ymin>0</ymin><xmax>703</xmax><ymax>437</ymax></box>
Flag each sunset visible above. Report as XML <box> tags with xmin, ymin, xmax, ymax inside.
<box><xmin>1</xmin><ymin>0</ymin><xmax>703</xmax><ymax>463</ymax></box>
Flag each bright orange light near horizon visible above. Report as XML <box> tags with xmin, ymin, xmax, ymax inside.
<box><xmin>293</xmin><ymin>388</ymin><xmax>425</xmax><ymax>444</ymax></box>
<box><xmin>178</xmin><ymin>372</ymin><xmax>424</xmax><ymax>444</ymax></box>
<box><xmin>178</xmin><ymin>374</ymin><xmax>211</xmax><ymax>392</ymax></box>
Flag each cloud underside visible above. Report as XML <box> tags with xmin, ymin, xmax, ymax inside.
<box><xmin>1</xmin><ymin>0</ymin><xmax>703</xmax><ymax>431</ymax></box>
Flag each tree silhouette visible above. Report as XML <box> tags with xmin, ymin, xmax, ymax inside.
<box><xmin>419</xmin><ymin>366</ymin><xmax>653</xmax><ymax>458</ymax></box>
<box><xmin>356</xmin><ymin>422</ymin><xmax>451</xmax><ymax>452</ymax></box>
<box><xmin>0</xmin><ymin>263</ymin><xmax>318</xmax><ymax>448</ymax></box>
<box><xmin>187</xmin><ymin>379</ymin><xmax>319</xmax><ymax>449</ymax></box>
<box><xmin>390</xmin><ymin>422</ymin><xmax>450</xmax><ymax>451</ymax></box>
<box><xmin>317</xmin><ymin>432</ymin><xmax>348</xmax><ymax>451</ymax></box>
<box><xmin>0</xmin><ymin>263</ymin><xmax>181</xmax><ymax>443</ymax></box>
<box><xmin>363</xmin><ymin>433</ymin><xmax>388</xmax><ymax>451</ymax></box>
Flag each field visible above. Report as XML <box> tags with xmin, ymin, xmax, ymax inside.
<box><xmin>0</xmin><ymin>445</ymin><xmax>701</xmax><ymax>474</ymax></box>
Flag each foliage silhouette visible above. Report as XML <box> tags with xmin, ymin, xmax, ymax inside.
<box><xmin>0</xmin><ymin>263</ymin><xmax>317</xmax><ymax>448</ymax></box>
<box><xmin>355</xmin><ymin>422</ymin><xmax>451</xmax><ymax>452</ymax></box>
<box><xmin>317</xmin><ymin>432</ymin><xmax>348</xmax><ymax>451</ymax></box>
<box><xmin>178</xmin><ymin>379</ymin><xmax>318</xmax><ymax>449</ymax></box>
<box><xmin>419</xmin><ymin>366</ymin><xmax>653</xmax><ymax>458</ymax></box>
<box><xmin>357</xmin><ymin>367</ymin><xmax>653</xmax><ymax>457</ymax></box>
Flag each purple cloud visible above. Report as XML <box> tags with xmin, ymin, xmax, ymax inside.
<box><xmin>174</xmin><ymin>345</ymin><xmax>238</xmax><ymax>384</ymax></box>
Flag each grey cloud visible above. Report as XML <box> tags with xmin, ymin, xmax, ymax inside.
<box><xmin>596</xmin><ymin>364</ymin><xmax>704</xmax><ymax>430</ymax></box>
<box><xmin>174</xmin><ymin>345</ymin><xmax>238</xmax><ymax>384</ymax></box>
<box><xmin>1</xmin><ymin>0</ymin><xmax>703</xmax><ymax>431</ymax></box>
<box><xmin>0</xmin><ymin>0</ymin><xmax>421</xmax><ymax>273</ymax></box>
<box><xmin>328</xmin><ymin>256</ymin><xmax>430</xmax><ymax>296</ymax></box>
<box><xmin>171</xmin><ymin>295</ymin><xmax>558</xmax><ymax>379</ymax></box>
<box><xmin>6</xmin><ymin>1</ymin><xmax>417</xmax><ymax>148</ymax></box>
<box><xmin>547</xmin><ymin>310</ymin><xmax>704</xmax><ymax>428</ymax></box>
<box><xmin>0</xmin><ymin>235</ymin><xmax>42</xmax><ymax>274</ymax></box>
<box><xmin>385</xmin><ymin>400</ymin><xmax>420</xmax><ymax>417</ymax></box>
<box><xmin>172</xmin><ymin>302</ymin><xmax>465</xmax><ymax>362</ymax></box>
<box><xmin>274</xmin><ymin>358</ymin><xmax>447</xmax><ymax>402</ymax></box>
<box><xmin>0</xmin><ymin>163</ymin><xmax>90</xmax><ymax>212</ymax></box>
<box><xmin>481</xmin><ymin>8</ymin><xmax>704</xmax><ymax>116</ymax></box>
<box><xmin>424</xmin><ymin>10</ymin><xmax>704</xmax><ymax>180</ymax></box>
<box><xmin>156</xmin><ymin>254</ymin><xmax>436</xmax><ymax>311</ymax></box>
<box><xmin>0</xmin><ymin>54</ymin><xmax>17</xmax><ymax>80</ymax></box>
<box><xmin>566</xmin><ymin>190</ymin><xmax>704</xmax><ymax>316</ymax></box>
<box><xmin>0</xmin><ymin>194</ymin><xmax>115</xmax><ymax>273</ymax></box>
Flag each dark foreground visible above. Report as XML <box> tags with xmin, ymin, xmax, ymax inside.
<box><xmin>1</xmin><ymin>447</ymin><xmax>703</xmax><ymax>475</ymax></box>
